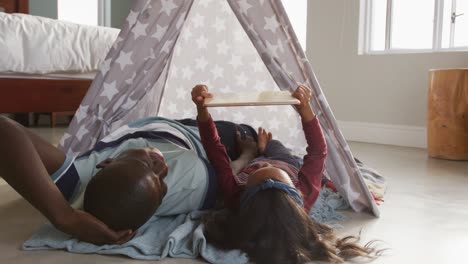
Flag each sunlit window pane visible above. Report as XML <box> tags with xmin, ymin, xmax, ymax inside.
<box><xmin>441</xmin><ymin>0</ymin><xmax>453</xmax><ymax>48</ymax></box>
<box><xmin>370</xmin><ymin>0</ymin><xmax>387</xmax><ymax>51</ymax></box>
<box><xmin>58</xmin><ymin>0</ymin><xmax>98</xmax><ymax>26</ymax></box>
<box><xmin>454</xmin><ymin>0</ymin><xmax>468</xmax><ymax>47</ymax></box>
<box><xmin>282</xmin><ymin>0</ymin><xmax>307</xmax><ymax>49</ymax></box>
<box><xmin>391</xmin><ymin>0</ymin><xmax>435</xmax><ymax>49</ymax></box>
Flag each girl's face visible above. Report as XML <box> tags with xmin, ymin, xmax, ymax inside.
<box><xmin>245</xmin><ymin>162</ymin><xmax>294</xmax><ymax>188</ymax></box>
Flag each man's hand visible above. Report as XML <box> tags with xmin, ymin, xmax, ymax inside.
<box><xmin>292</xmin><ymin>85</ymin><xmax>315</xmax><ymax>122</ymax></box>
<box><xmin>231</xmin><ymin>131</ymin><xmax>257</xmax><ymax>175</ymax></box>
<box><xmin>236</xmin><ymin>131</ymin><xmax>258</xmax><ymax>159</ymax></box>
<box><xmin>191</xmin><ymin>84</ymin><xmax>213</xmax><ymax>122</ymax></box>
<box><xmin>56</xmin><ymin>209</ymin><xmax>134</xmax><ymax>245</ymax></box>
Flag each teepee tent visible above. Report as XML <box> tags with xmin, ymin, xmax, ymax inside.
<box><xmin>59</xmin><ymin>0</ymin><xmax>380</xmax><ymax>216</ymax></box>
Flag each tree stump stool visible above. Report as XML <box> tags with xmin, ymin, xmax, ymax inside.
<box><xmin>428</xmin><ymin>69</ymin><xmax>468</xmax><ymax>160</ymax></box>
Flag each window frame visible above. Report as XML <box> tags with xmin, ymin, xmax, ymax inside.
<box><xmin>98</xmin><ymin>0</ymin><xmax>112</xmax><ymax>27</ymax></box>
<box><xmin>360</xmin><ymin>0</ymin><xmax>468</xmax><ymax>54</ymax></box>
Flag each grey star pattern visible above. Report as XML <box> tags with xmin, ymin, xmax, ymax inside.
<box><xmin>182</xmin><ymin>26</ymin><xmax>193</xmax><ymax>41</ymax></box>
<box><xmin>75</xmin><ymin>105</ymin><xmax>89</xmax><ymax>123</ymax></box>
<box><xmin>199</xmin><ymin>0</ymin><xmax>214</xmax><ymax>8</ymax></box>
<box><xmin>161</xmin><ymin>0</ymin><xmax>177</xmax><ymax>16</ymax></box>
<box><xmin>132</xmin><ymin>21</ymin><xmax>148</xmax><ymax>39</ymax></box>
<box><xmin>192</xmin><ymin>13</ymin><xmax>205</xmax><ymax>28</ymax></box>
<box><xmin>161</xmin><ymin>40</ymin><xmax>174</xmax><ymax>53</ymax></box>
<box><xmin>61</xmin><ymin>0</ymin><xmax>379</xmax><ymax>216</ymax></box>
<box><xmin>236</xmin><ymin>72</ymin><xmax>248</xmax><ymax>86</ymax></box>
<box><xmin>112</xmin><ymin>36</ymin><xmax>124</xmax><ymax>50</ymax></box>
<box><xmin>115</xmin><ymin>51</ymin><xmax>133</xmax><ymax>70</ymax></box>
<box><xmin>210</xmin><ymin>64</ymin><xmax>224</xmax><ymax>79</ymax></box>
<box><xmin>152</xmin><ymin>25</ymin><xmax>168</xmax><ymax>41</ymax></box>
<box><xmin>181</xmin><ymin>66</ymin><xmax>194</xmax><ymax>80</ymax></box>
<box><xmin>220</xmin><ymin>0</ymin><xmax>232</xmax><ymax>14</ymax></box>
<box><xmin>229</xmin><ymin>54</ymin><xmax>242</xmax><ymax>69</ymax></box>
<box><xmin>176</xmin><ymin>15</ymin><xmax>185</xmax><ymax>29</ymax></box>
<box><xmin>100</xmin><ymin>58</ymin><xmax>112</xmax><ymax>76</ymax></box>
<box><xmin>234</xmin><ymin>29</ymin><xmax>244</xmax><ymax>42</ymax></box>
<box><xmin>195</xmin><ymin>56</ymin><xmax>208</xmax><ymax>70</ymax></box>
<box><xmin>267</xmin><ymin>118</ymin><xmax>280</xmax><ymax>130</ymax></box>
<box><xmin>265</xmin><ymin>40</ymin><xmax>280</xmax><ymax>58</ymax></box>
<box><xmin>232</xmin><ymin>111</ymin><xmax>246</xmax><ymax>123</ymax></box>
<box><xmin>170</xmin><ymin>65</ymin><xmax>178</xmax><ymax>78</ymax></box>
<box><xmin>126</xmin><ymin>10</ymin><xmax>139</xmax><ymax>26</ymax></box>
<box><xmin>75</xmin><ymin>127</ymin><xmax>89</xmax><ymax>141</ymax></box>
<box><xmin>59</xmin><ymin>133</ymin><xmax>71</xmax><ymax>148</ymax></box>
<box><xmin>264</xmin><ymin>15</ymin><xmax>280</xmax><ymax>33</ymax></box>
<box><xmin>125</xmin><ymin>72</ymin><xmax>136</xmax><ymax>84</ymax></box>
<box><xmin>196</xmin><ymin>35</ymin><xmax>208</xmax><ymax>49</ymax></box>
<box><xmin>219</xmin><ymin>86</ymin><xmax>233</xmax><ymax>93</ymax></box>
<box><xmin>176</xmin><ymin>87</ymin><xmax>186</xmax><ymax>99</ymax></box>
<box><xmin>251</xmin><ymin>57</ymin><xmax>263</xmax><ymax>72</ymax></box>
<box><xmin>212</xmin><ymin>17</ymin><xmax>226</xmax><ymax>33</ymax></box>
<box><xmin>121</xmin><ymin>98</ymin><xmax>136</xmax><ymax>110</ymax></box>
<box><xmin>112</xmin><ymin>96</ymin><xmax>126</xmax><ymax>111</ymax></box>
<box><xmin>216</xmin><ymin>41</ymin><xmax>230</xmax><ymax>55</ymax></box>
<box><xmin>254</xmin><ymin>80</ymin><xmax>266</xmax><ymax>91</ymax></box>
<box><xmin>238</xmin><ymin>0</ymin><xmax>253</xmax><ymax>15</ymax></box>
<box><xmin>167</xmin><ymin>102</ymin><xmax>178</xmax><ymax>114</ymax></box>
<box><xmin>101</xmin><ymin>81</ymin><xmax>118</xmax><ymax>100</ymax></box>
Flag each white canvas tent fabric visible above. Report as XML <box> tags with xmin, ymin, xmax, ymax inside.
<box><xmin>60</xmin><ymin>0</ymin><xmax>379</xmax><ymax>216</ymax></box>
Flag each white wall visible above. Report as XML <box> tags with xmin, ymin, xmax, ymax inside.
<box><xmin>306</xmin><ymin>0</ymin><xmax>468</xmax><ymax>148</ymax></box>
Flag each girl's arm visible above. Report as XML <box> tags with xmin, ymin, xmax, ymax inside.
<box><xmin>192</xmin><ymin>85</ymin><xmax>243</xmax><ymax>209</ymax></box>
<box><xmin>292</xmin><ymin>86</ymin><xmax>327</xmax><ymax>212</ymax></box>
<box><xmin>298</xmin><ymin>117</ymin><xmax>327</xmax><ymax>212</ymax></box>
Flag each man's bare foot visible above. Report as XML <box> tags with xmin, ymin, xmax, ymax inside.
<box><xmin>257</xmin><ymin>127</ymin><xmax>272</xmax><ymax>155</ymax></box>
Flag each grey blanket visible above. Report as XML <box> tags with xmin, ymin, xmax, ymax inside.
<box><xmin>23</xmin><ymin>188</ymin><xmax>347</xmax><ymax>263</ymax></box>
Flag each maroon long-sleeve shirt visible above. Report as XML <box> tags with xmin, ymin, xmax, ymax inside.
<box><xmin>197</xmin><ymin>116</ymin><xmax>327</xmax><ymax>212</ymax></box>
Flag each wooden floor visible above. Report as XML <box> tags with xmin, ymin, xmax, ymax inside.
<box><xmin>0</xmin><ymin>128</ymin><xmax>467</xmax><ymax>264</ymax></box>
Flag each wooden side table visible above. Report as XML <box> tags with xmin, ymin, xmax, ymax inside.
<box><xmin>428</xmin><ymin>69</ymin><xmax>468</xmax><ymax>160</ymax></box>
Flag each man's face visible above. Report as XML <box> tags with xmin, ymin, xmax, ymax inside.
<box><xmin>105</xmin><ymin>147</ymin><xmax>169</xmax><ymax>205</ymax></box>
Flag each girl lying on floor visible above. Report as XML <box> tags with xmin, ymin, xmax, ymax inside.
<box><xmin>192</xmin><ymin>84</ymin><xmax>381</xmax><ymax>263</ymax></box>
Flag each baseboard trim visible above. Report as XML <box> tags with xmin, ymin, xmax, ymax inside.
<box><xmin>337</xmin><ymin>121</ymin><xmax>427</xmax><ymax>149</ymax></box>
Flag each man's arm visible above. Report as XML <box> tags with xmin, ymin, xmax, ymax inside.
<box><xmin>230</xmin><ymin>131</ymin><xmax>257</xmax><ymax>175</ymax></box>
<box><xmin>23</xmin><ymin>125</ymin><xmax>67</xmax><ymax>174</ymax></box>
<box><xmin>230</xmin><ymin>153</ymin><xmax>255</xmax><ymax>175</ymax></box>
<box><xmin>0</xmin><ymin>117</ymin><xmax>133</xmax><ymax>245</ymax></box>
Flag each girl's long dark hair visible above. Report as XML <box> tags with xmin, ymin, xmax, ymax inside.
<box><xmin>203</xmin><ymin>189</ymin><xmax>382</xmax><ymax>263</ymax></box>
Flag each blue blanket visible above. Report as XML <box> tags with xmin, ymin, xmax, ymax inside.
<box><xmin>22</xmin><ymin>188</ymin><xmax>348</xmax><ymax>263</ymax></box>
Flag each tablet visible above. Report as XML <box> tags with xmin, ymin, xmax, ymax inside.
<box><xmin>204</xmin><ymin>91</ymin><xmax>300</xmax><ymax>107</ymax></box>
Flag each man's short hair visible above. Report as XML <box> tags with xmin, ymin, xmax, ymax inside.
<box><xmin>83</xmin><ymin>164</ymin><xmax>160</xmax><ymax>231</ymax></box>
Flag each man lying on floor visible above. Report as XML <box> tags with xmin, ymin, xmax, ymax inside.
<box><xmin>0</xmin><ymin>111</ymin><xmax>258</xmax><ymax>245</ymax></box>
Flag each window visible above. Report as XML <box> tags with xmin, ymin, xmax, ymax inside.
<box><xmin>282</xmin><ymin>0</ymin><xmax>308</xmax><ymax>49</ymax></box>
<box><xmin>58</xmin><ymin>0</ymin><xmax>110</xmax><ymax>27</ymax></box>
<box><xmin>361</xmin><ymin>0</ymin><xmax>468</xmax><ymax>53</ymax></box>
